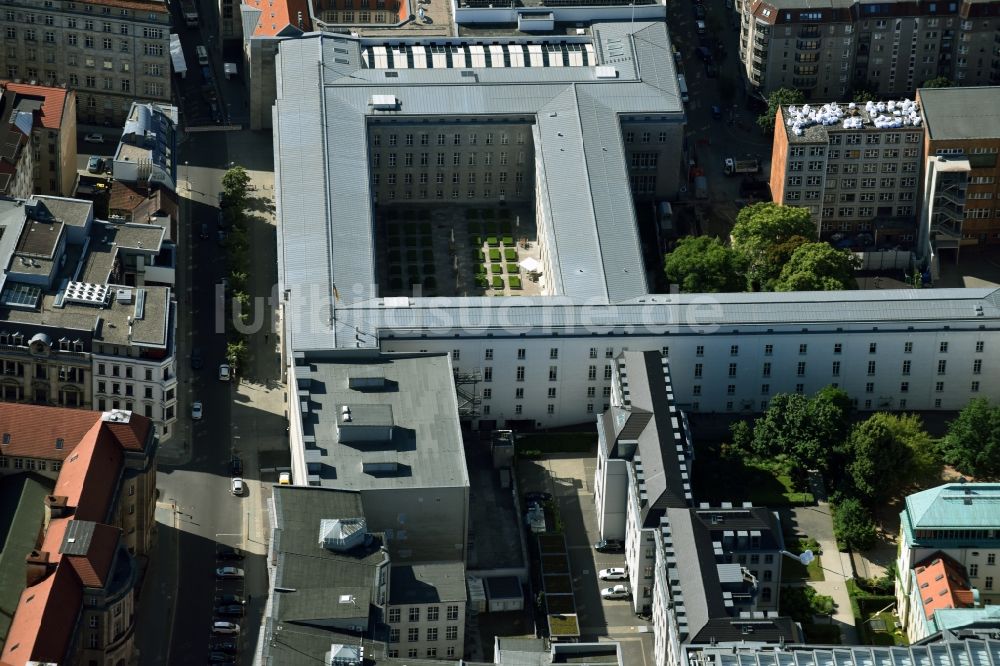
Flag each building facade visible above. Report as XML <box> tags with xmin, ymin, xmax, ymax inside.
<box><xmin>919</xmin><ymin>86</ymin><xmax>1000</xmax><ymax>254</ymax></box>
<box><xmin>896</xmin><ymin>483</ymin><xmax>1000</xmax><ymax>643</ymax></box>
<box><xmin>0</xmin><ymin>196</ymin><xmax>178</xmax><ymax>440</ymax></box>
<box><xmin>770</xmin><ymin>100</ymin><xmax>923</xmax><ymax>241</ymax></box>
<box><xmin>0</xmin><ymin>89</ymin><xmax>35</xmax><ymax>199</ymax></box>
<box><xmin>0</xmin><ymin>404</ymin><xmax>157</xmax><ymax>666</ymax></box>
<box><xmin>2</xmin><ymin>82</ymin><xmax>76</xmax><ymax>197</ymax></box>
<box><xmin>0</xmin><ymin>0</ymin><xmax>172</xmax><ymax>126</ymax></box>
<box><xmin>738</xmin><ymin>0</ymin><xmax>1000</xmax><ymax>101</ymax></box>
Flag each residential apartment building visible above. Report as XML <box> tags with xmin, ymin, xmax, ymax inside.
<box><xmin>0</xmin><ymin>195</ymin><xmax>178</xmax><ymax>440</ymax></box>
<box><xmin>896</xmin><ymin>483</ymin><xmax>1000</xmax><ymax>643</ymax></box>
<box><xmin>0</xmin><ymin>0</ymin><xmax>172</xmax><ymax>126</ymax></box>
<box><xmin>770</xmin><ymin>100</ymin><xmax>923</xmax><ymax>241</ymax></box>
<box><xmin>387</xmin><ymin>563</ymin><xmax>467</xmax><ymax>660</ymax></box>
<box><xmin>2</xmin><ymin>81</ymin><xmax>77</xmax><ymax>196</ymax></box>
<box><xmin>739</xmin><ymin>0</ymin><xmax>1000</xmax><ymax>101</ymax></box>
<box><xmin>0</xmin><ymin>403</ymin><xmax>157</xmax><ymax>666</ymax></box>
<box><xmin>919</xmin><ymin>86</ymin><xmax>1000</xmax><ymax>253</ymax></box>
<box><xmin>0</xmin><ymin>89</ymin><xmax>35</xmax><ymax>199</ymax></box>
<box><xmin>651</xmin><ymin>508</ymin><xmax>798</xmax><ymax>666</ymax></box>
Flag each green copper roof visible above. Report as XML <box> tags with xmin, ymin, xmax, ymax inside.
<box><xmin>905</xmin><ymin>484</ymin><xmax>1000</xmax><ymax>530</ymax></box>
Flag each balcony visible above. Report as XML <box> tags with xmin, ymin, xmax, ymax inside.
<box><xmin>796</xmin><ymin>40</ymin><xmax>821</xmax><ymax>50</ymax></box>
<box><xmin>799</xmin><ymin>26</ymin><xmax>821</xmax><ymax>38</ymax></box>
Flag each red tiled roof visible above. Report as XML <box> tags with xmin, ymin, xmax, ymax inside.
<box><xmin>104</xmin><ymin>415</ymin><xmax>152</xmax><ymax>452</ymax></box>
<box><xmin>0</xmin><ymin>403</ymin><xmax>104</xmax><ymax>462</ymax></box>
<box><xmin>53</xmin><ymin>423</ymin><xmax>123</xmax><ymax>523</ymax></box>
<box><xmin>0</xmin><ymin>565</ymin><xmax>81</xmax><ymax>666</ymax></box>
<box><xmin>243</xmin><ymin>0</ymin><xmax>312</xmax><ymax>36</ymax></box>
<box><xmin>914</xmin><ymin>552</ymin><xmax>975</xmax><ymax>620</ymax></box>
<box><xmin>65</xmin><ymin>523</ymin><xmax>121</xmax><ymax>589</ymax></box>
<box><xmin>0</xmin><ymin>82</ymin><xmax>70</xmax><ymax>131</ymax></box>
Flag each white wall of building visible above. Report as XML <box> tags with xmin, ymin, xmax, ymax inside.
<box><xmin>382</xmin><ymin>324</ymin><xmax>996</xmax><ymax>428</ymax></box>
<box><xmin>92</xmin><ymin>354</ymin><xmax>177</xmax><ymax>441</ymax></box>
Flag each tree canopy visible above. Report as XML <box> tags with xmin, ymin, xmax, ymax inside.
<box><xmin>852</xmin><ymin>90</ymin><xmax>876</xmax><ymax>104</ymax></box>
<box><xmin>664</xmin><ymin>236</ymin><xmax>743</xmax><ymax>293</ymax></box>
<box><xmin>743</xmin><ymin>386</ymin><xmax>852</xmax><ymax>481</ymax></box>
<box><xmin>731</xmin><ymin>203</ymin><xmax>816</xmax><ymax>290</ymax></box>
<box><xmin>939</xmin><ymin>399</ymin><xmax>1000</xmax><ymax>478</ymax></box>
<box><xmin>757</xmin><ymin>87</ymin><xmax>805</xmax><ymax>132</ymax></box>
<box><xmin>922</xmin><ymin>76</ymin><xmax>953</xmax><ymax>89</ymax></box>
<box><xmin>222</xmin><ymin>165</ymin><xmax>251</xmax><ymax>209</ymax></box>
<box><xmin>772</xmin><ymin>242</ymin><xmax>860</xmax><ymax>291</ymax></box>
<box><xmin>833</xmin><ymin>498</ymin><xmax>878</xmax><ymax>551</ymax></box>
<box><xmin>844</xmin><ymin>413</ymin><xmax>930</xmax><ymax>504</ymax></box>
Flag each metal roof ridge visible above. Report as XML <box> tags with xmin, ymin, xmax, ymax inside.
<box><xmin>569</xmin><ymin>83</ymin><xmax>610</xmax><ymax>303</ymax></box>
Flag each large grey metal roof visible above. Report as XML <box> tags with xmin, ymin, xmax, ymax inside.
<box><xmin>274</xmin><ymin>22</ymin><xmax>683</xmax><ymax>351</ymax></box>
<box><xmin>920</xmin><ymin>87</ymin><xmax>1000</xmax><ymax>141</ymax></box>
<box><xmin>685</xmin><ymin>637</ymin><xmax>1000</xmax><ymax>666</ymax></box>
<box><xmin>281</xmin><ymin>287</ymin><xmax>1000</xmax><ymax>352</ymax></box>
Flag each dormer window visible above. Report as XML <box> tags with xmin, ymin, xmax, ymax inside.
<box><xmin>58</xmin><ymin>338</ymin><xmax>70</xmax><ymax>351</ymax></box>
<box><xmin>73</xmin><ymin>340</ymin><xmax>84</xmax><ymax>352</ymax></box>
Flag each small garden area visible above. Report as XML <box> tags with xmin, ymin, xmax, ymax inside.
<box><xmin>847</xmin><ymin>576</ymin><xmax>907</xmax><ymax>646</ymax></box>
<box><xmin>781</xmin><ymin>537</ymin><xmax>825</xmax><ymax>582</ymax></box>
<box><xmin>779</xmin><ymin>585</ymin><xmax>840</xmax><ymax>644</ymax></box>
<box><xmin>693</xmin><ymin>439</ymin><xmax>815</xmax><ymax>507</ymax></box>
<box><xmin>467</xmin><ymin>207</ymin><xmax>523</xmax><ymax>293</ymax></box>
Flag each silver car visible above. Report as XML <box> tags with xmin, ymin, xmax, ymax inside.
<box><xmin>215</xmin><ymin>566</ymin><xmax>245</xmax><ymax>580</ymax></box>
<box><xmin>599</xmin><ymin>567</ymin><xmax>628</xmax><ymax>581</ymax></box>
<box><xmin>600</xmin><ymin>584</ymin><xmax>630</xmax><ymax>600</ymax></box>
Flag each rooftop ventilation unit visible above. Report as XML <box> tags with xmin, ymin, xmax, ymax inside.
<box><xmin>116</xmin><ymin>288</ymin><xmax>133</xmax><ymax>304</ymax></box>
<box><xmin>595</xmin><ymin>66</ymin><xmax>618</xmax><ymax>79</ymax></box>
<box><xmin>370</xmin><ymin>95</ymin><xmax>398</xmax><ymax>110</ymax></box>
<box><xmin>63</xmin><ymin>282</ymin><xmax>110</xmax><ymax>306</ymax></box>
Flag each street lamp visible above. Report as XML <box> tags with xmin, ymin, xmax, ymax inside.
<box><xmin>782</xmin><ymin>549</ymin><xmax>815</xmax><ymax>566</ymax></box>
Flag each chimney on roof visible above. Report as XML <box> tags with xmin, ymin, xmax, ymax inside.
<box><xmin>44</xmin><ymin>495</ymin><xmax>71</xmax><ymax>529</ymax></box>
<box><xmin>25</xmin><ymin>550</ymin><xmax>56</xmax><ymax>587</ymax></box>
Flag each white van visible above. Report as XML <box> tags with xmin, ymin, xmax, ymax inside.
<box><xmin>196</xmin><ymin>45</ymin><xmax>209</xmax><ymax>66</ymax></box>
<box><xmin>696</xmin><ymin>20</ymin><xmax>707</xmax><ymax>34</ymax></box>
<box><xmin>677</xmin><ymin>74</ymin><xmax>690</xmax><ymax>104</ymax></box>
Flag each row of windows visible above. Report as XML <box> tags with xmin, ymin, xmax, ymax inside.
<box><xmin>699</xmin><ymin>394</ymin><xmax>954</xmax><ymax>414</ymax></box>
<box><xmin>375</xmin><ymin>171</ymin><xmax>523</xmax><ymax>185</ymax></box>
<box><xmin>480</xmin><ymin>385</ymin><xmax>613</xmax><ymax>400</ymax></box>
<box><xmin>695</xmin><ymin>340</ymin><xmax>981</xmax><ymax>356</ymax></box>
<box><xmin>387</xmin><ymin>647</ymin><xmax>456</xmax><ymax>659</ymax></box>
<box><xmin>695</xmin><ymin>379</ymin><xmax>983</xmax><ymax>399</ymax></box>
<box><xmin>95</xmin><ymin>397</ymin><xmax>171</xmax><ymax>421</ymax></box>
<box><xmin>691</xmin><ymin>357</ymin><xmax>977</xmax><ymax>378</ymax></box>
<box><xmin>0</xmin><ymin>457</ymin><xmax>63</xmax><ymax>472</ymax></box>
<box><xmin>787</xmin><ymin>175</ymin><xmax>917</xmax><ymax>189</ymax></box>
<box><xmin>373</xmin><ymin>132</ymin><xmax>524</xmax><ymax>147</ymax></box>
<box><xmin>372</xmin><ymin>151</ymin><xmax>525</xmax><ymax>168</ymax></box>
<box><xmin>388</xmin><ymin>626</ymin><xmax>459</xmax><ymax>642</ymax></box>
<box><xmin>376</xmin><ymin>186</ymin><xmax>522</xmax><ymax>201</ymax></box>
<box><xmin>387</xmin><ymin>605</ymin><xmax>460</xmax><ymax>623</ymax></box>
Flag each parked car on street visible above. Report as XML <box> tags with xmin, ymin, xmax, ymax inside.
<box><xmin>215</xmin><ymin>594</ymin><xmax>245</xmax><ymax>606</ymax></box>
<box><xmin>211</xmin><ymin>621</ymin><xmax>240</xmax><ymax>635</ymax></box>
<box><xmin>87</xmin><ymin>156</ymin><xmax>103</xmax><ymax>173</ymax></box>
<box><xmin>594</xmin><ymin>539</ymin><xmax>625</xmax><ymax>553</ymax></box>
<box><xmin>190</xmin><ymin>348</ymin><xmax>204</xmax><ymax>370</ymax></box>
<box><xmin>83</xmin><ymin>133</ymin><xmax>105</xmax><ymax>144</ymax></box>
<box><xmin>231</xmin><ymin>478</ymin><xmax>244</xmax><ymax>496</ymax></box>
<box><xmin>219</xmin><ymin>363</ymin><xmax>232</xmax><ymax>382</ymax></box>
<box><xmin>191</xmin><ymin>401</ymin><xmax>203</xmax><ymax>420</ymax></box>
<box><xmin>216</xmin><ymin>546</ymin><xmax>244</xmax><ymax>562</ymax></box>
<box><xmin>214</xmin><ymin>604</ymin><xmax>246</xmax><ymax>617</ymax></box>
<box><xmin>215</xmin><ymin>566</ymin><xmax>244</xmax><ymax>580</ymax></box>
<box><xmin>230</xmin><ymin>456</ymin><xmax>243</xmax><ymax>476</ymax></box>
<box><xmin>601</xmin><ymin>584</ymin><xmax>631</xmax><ymax>600</ymax></box>
<box><xmin>278</xmin><ymin>471</ymin><xmax>291</xmax><ymax>485</ymax></box>
<box><xmin>208</xmin><ymin>652</ymin><xmax>236</xmax><ymax>664</ymax></box>
<box><xmin>599</xmin><ymin>567</ymin><xmax>628</xmax><ymax>581</ymax></box>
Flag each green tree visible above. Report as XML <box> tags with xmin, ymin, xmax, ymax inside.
<box><xmin>845</xmin><ymin>413</ymin><xmax>915</xmax><ymax>504</ymax></box>
<box><xmin>222</xmin><ymin>165</ymin><xmax>251</xmax><ymax>209</ymax></box>
<box><xmin>749</xmin><ymin>386</ymin><xmax>851</xmax><ymax>480</ymax></box>
<box><xmin>772</xmin><ymin>242</ymin><xmax>860</xmax><ymax>292</ymax></box>
<box><xmin>757</xmin><ymin>87</ymin><xmax>805</xmax><ymax>132</ymax></box>
<box><xmin>852</xmin><ymin>90</ymin><xmax>876</xmax><ymax>104</ymax></box>
<box><xmin>731</xmin><ymin>203</ymin><xmax>815</xmax><ymax>290</ymax></box>
<box><xmin>833</xmin><ymin>498</ymin><xmax>878</xmax><ymax>551</ymax></box>
<box><xmin>922</xmin><ymin>76</ymin><xmax>953</xmax><ymax>89</ymax></box>
<box><xmin>226</xmin><ymin>337</ymin><xmax>248</xmax><ymax>370</ymax></box>
<box><xmin>664</xmin><ymin>236</ymin><xmax>743</xmax><ymax>293</ymax></box>
<box><xmin>229</xmin><ymin>270</ymin><xmax>248</xmax><ymax>291</ymax></box>
<box><xmin>940</xmin><ymin>399</ymin><xmax>1000</xmax><ymax>477</ymax></box>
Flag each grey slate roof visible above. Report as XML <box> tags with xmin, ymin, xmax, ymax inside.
<box><xmin>270</xmin><ymin>486</ymin><xmax>387</xmax><ymax>626</ymax></box>
<box><xmin>274</xmin><ymin>22</ymin><xmax>684</xmax><ymax>351</ymax></box>
<box><xmin>388</xmin><ymin>561</ymin><xmax>467</xmax><ymax>604</ymax></box>
<box><xmin>920</xmin><ymin>86</ymin><xmax>1000</xmax><ymax>141</ymax></box>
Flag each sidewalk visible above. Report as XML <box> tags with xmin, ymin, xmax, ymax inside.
<box><xmin>792</xmin><ymin>503</ymin><xmax>860</xmax><ymax>644</ymax></box>
<box><xmin>134</xmin><ymin>501</ymin><xmax>180</xmax><ymax>666</ymax></box>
